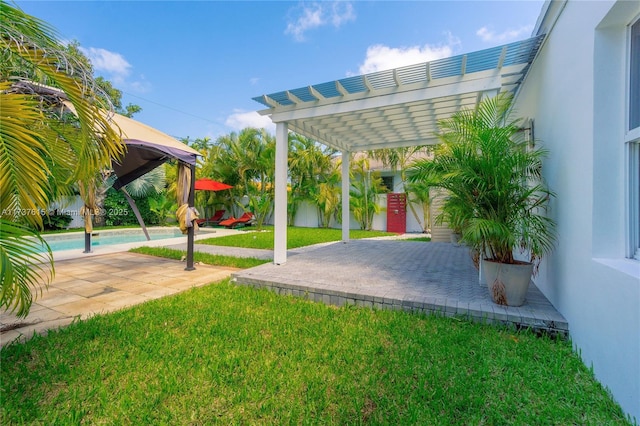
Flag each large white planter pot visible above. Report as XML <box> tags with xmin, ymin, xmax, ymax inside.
<box><xmin>482</xmin><ymin>259</ymin><xmax>533</xmax><ymax>307</ymax></box>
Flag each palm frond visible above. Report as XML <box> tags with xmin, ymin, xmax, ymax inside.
<box><xmin>410</xmin><ymin>92</ymin><xmax>557</xmax><ymax>263</ymax></box>
<box><xmin>0</xmin><ymin>219</ymin><xmax>54</xmax><ymax>318</ymax></box>
<box><xmin>0</xmin><ymin>84</ymin><xmax>51</xmax><ymax>228</ymax></box>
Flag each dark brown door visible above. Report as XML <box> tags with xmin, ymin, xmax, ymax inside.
<box><xmin>387</xmin><ymin>193</ymin><xmax>406</xmax><ymax>234</ymax></box>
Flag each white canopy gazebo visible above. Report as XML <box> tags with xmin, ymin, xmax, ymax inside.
<box><xmin>253</xmin><ymin>35</ymin><xmax>544</xmax><ymax>264</ymax></box>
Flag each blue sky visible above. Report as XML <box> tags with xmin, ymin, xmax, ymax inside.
<box><xmin>15</xmin><ymin>1</ymin><xmax>544</xmax><ymax>141</ymax></box>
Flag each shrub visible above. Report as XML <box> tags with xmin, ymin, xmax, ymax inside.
<box><xmin>41</xmin><ymin>210</ymin><xmax>73</xmax><ymax>230</ymax></box>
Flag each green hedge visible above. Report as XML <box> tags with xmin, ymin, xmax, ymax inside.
<box><xmin>101</xmin><ymin>188</ymin><xmax>162</xmax><ymax>226</ymax></box>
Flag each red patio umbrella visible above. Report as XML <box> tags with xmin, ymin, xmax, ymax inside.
<box><xmin>194</xmin><ymin>177</ymin><xmax>233</xmax><ymax>191</ymax></box>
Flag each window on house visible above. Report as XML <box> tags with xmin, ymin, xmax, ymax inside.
<box><xmin>631</xmin><ymin>19</ymin><xmax>640</xmax><ymax>131</ymax></box>
<box><xmin>628</xmin><ymin>18</ymin><xmax>640</xmax><ymax>259</ymax></box>
<box><xmin>631</xmin><ymin>143</ymin><xmax>640</xmax><ymax>260</ymax></box>
<box><xmin>381</xmin><ymin>176</ymin><xmax>394</xmax><ymax>193</ymax></box>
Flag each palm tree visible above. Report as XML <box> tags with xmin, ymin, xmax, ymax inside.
<box><xmin>409</xmin><ymin>93</ymin><xmax>556</xmax><ymax>266</ymax></box>
<box><xmin>288</xmin><ymin>133</ymin><xmax>337</xmax><ymax>226</ymax></box>
<box><xmin>187</xmin><ymin>136</ymin><xmax>212</xmax><ymax>154</ymax></box>
<box><xmin>0</xmin><ymin>2</ymin><xmax>125</xmax><ymax>317</ymax></box>
<box><xmin>404</xmin><ymin>180</ymin><xmax>435</xmax><ymax>233</ymax></box>
<box><xmin>315</xmin><ymin>166</ymin><xmax>342</xmax><ymax>228</ymax></box>
<box><xmin>122</xmin><ymin>166</ymin><xmax>166</xmax><ymax>198</ymax></box>
<box><xmin>200</xmin><ymin>134</ymin><xmax>243</xmax><ymax>216</ymax></box>
<box><xmin>198</xmin><ymin>128</ymin><xmax>275</xmax><ymax>230</ymax></box>
<box><xmin>349</xmin><ymin>157</ymin><xmax>385</xmax><ymax>230</ymax></box>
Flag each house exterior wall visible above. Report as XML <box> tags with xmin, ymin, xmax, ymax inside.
<box><xmin>515</xmin><ymin>1</ymin><xmax>640</xmax><ymax>420</ymax></box>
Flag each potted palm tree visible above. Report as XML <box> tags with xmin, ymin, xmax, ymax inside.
<box><xmin>409</xmin><ymin>93</ymin><xmax>556</xmax><ymax>306</ymax></box>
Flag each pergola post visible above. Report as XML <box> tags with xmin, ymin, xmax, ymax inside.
<box><xmin>274</xmin><ymin>121</ymin><xmax>288</xmax><ymax>264</ymax></box>
<box><xmin>341</xmin><ymin>150</ymin><xmax>350</xmax><ymax>243</ymax></box>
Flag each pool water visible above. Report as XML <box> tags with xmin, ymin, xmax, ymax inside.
<box><xmin>41</xmin><ymin>229</ymin><xmax>185</xmax><ymax>252</ymax></box>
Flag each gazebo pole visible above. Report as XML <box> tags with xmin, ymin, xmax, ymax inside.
<box><xmin>83</xmin><ymin>230</ymin><xmax>92</xmax><ymax>253</ymax></box>
<box><xmin>185</xmin><ymin>163</ymin><xmax>196</xmax><ymax>271</ymax></box>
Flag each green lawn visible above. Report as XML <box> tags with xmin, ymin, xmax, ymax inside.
<box><xmin>0</xmin><ymin>280</ymin><xmax>630</xmax><ymax>425</ymax></box>
<box><xmin>403</xmin><ymin>236</ymin><xmax>432</xmax><ymax>242</ymax></box>
<box><xmin>130</xmin><ymin>246</ymin><xmax>269</xmax><ymax>269</ymax></box>
<box><xmin>199</xmin><ymin>226</ymin><xmax>395</xmax><ymax>249</ymax></box>
<box><xmin>3</xmin><ymin>226</ymin><xmax>630</xmax><ymax>424</ymax></box>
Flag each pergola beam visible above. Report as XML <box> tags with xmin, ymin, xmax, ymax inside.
<box><xmin>286</xmin><ymin>90</ymin><xmax>304</xmax><ymax>104</ymax></box>
<box><xmin>336</xmin><ymin>80</ymin><xmax>350</xmax><ymax>96</ymax></box>
<box><xmin>262</xmin><ymin>95</ymin><xmax>279</xmax><ymax>108</ymax></box>
<box><xmin>269</xmin><ymin>74</ymin><xmax>502</xmax><ymax>123</ymax></box>
<box><xmin>309</xmin><ymin>85</ymin><xmax>325</xmax><ymax>101</ymax></box>
<box><xmin>363</xmin><ymin>75</ymin><xmax>375</xmax><ymax>92</ymax></box>
<box><xmin>393</xmin><ymin>69</ymin><xmax>403</xmax><ymax>87</ymax></box>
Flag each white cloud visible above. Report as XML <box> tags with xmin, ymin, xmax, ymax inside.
<box><xmin>285</xmin><ymin>1</ymin><xmax>355</xmax><ymax>42</ymax></box>
<box><xmin>476</xmin><ymin>25</ymin><xmax>534</xmax><ymax>43</ymax></box>
<box><xmin>226</xmin><ymin>110</ymin><xmax>275</xmax><ymax>133</ymax></box>
<box><xmin>81</xmin><ymin>47</ymin><xmax>131</xmax><ymax>77</ymax></box>
<box><xmin>329</xmin><ymin>1</ymin><xmax>355</xmax><ymax>27</ymax></box>
<box><xmin>80</xmin><ymin>46</ymin><xmax>150</xmax><ymax>92</ymax></box>
<box><xmin>354</xmin><ymin>34</ymin><xmax>460</xmax><ymax>75</ymax></box>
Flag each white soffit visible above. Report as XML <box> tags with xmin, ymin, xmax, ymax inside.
<box><xmin>253</xmin><ymin>35</ymin><xmax>545</xmax><ymax>152</ymax></box>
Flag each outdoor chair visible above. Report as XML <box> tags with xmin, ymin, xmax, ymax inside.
<box><xmin>196</xmin><ymin>209</ymin><xmax>225</xmax><ymax>226</ymax></box>
<box><xmin>219</xmin><ymin>212</ymin><xmax>255</xmax><ymax>229</ymax></box>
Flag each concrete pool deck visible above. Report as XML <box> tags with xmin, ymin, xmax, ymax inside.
<box><xmin>0</xmin><ymin>251</ymin><xmax>238</xmax><ymax>348</ymax></box>
<box><xmin>1</xmin><ymin>227</ymin><xmax>246</xmax><ymax>347</ymax></box>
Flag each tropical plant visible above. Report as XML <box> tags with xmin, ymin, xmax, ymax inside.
<box><xmin>100</xmin><ymin>188</ymin><xmax>162</xmax><ymax>227</ymax></box>
<box><xmin>288</xmin><ymin>133</ymin><xmax>338</xmax><ymax>226</ymax></box>
<box><xmin>0</xmin><ymin>2</ymin><xmax>125</xmax><ymax>317</ymax></box>
<box><xmin>149</xmin><ymin>193</ymin><xmax>177</xmax><ymax>226</ymax></box>
<box><xmin>404</xmin><ymin>180</ymin><xmax>435</xmax><ymax>233</ymax></box>
<box><xmin>187</xmin><ymin>136</ymin><xmax>212</xmax><ymax>154</ymax></box>
<box><xmin>41</xmin><ymin>210</ymin><xmax>73</xmax><ymax>230</ymax></box>
<box><xmin>122</xmin><ymin>166</ymin><xmax>165</xmax><ymax>198</ymax></box>
<box><xmin>408</xmin><ymin>93</ymin><xmax>556</xmax><ymax>266</ymax></box>
<box><xmin>199</xmin><ymin>128</ymin><xmax>275</xmax><ymax>230</ymax></box>
<box><xmin>349</xmin><ymin>157</ymin><xmax>385</xmax><ymax>231</ymax></box>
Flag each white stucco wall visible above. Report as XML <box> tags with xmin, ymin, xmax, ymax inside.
<box><xmin>515</xmin><ymin>1</ymin><xmax>640</xmax><ymax>420</ymax></box>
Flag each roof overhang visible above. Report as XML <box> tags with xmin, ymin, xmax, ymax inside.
<box><xmin>254</xmin><ymin>35</ymin><xmax>544</xmax><ymax>152</ymax></box>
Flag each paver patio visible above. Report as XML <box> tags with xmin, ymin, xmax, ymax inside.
<box><xmin>231</xmin><ymin>239</ymin><xmax>569</xmax><ymax>337</ymax></box>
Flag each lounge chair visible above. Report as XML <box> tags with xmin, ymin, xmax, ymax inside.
<box><xmin>196</xmin><ymin>209</ymin><xmax>225</xmax><ymax>226</ymax></box>
<box><xmin>219</xmin><ymin>212</ymin><xmax>255</xmax><ymax>229</ymax></box>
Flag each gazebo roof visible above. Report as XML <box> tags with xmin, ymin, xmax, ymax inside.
<box><xmin>253</xmin><ymin>35</ymin><xmax>544</xmax><ymax>152</ymax></box>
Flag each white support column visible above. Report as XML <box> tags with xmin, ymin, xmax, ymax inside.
<box><xmin>341</xmin><ymin>150</ymin><xmax>350</xmax><ymax>243</ymax></box>
<box><xmin>274</xmin><ymin>122</ymin><xmax>288</xmax><ymax>264</ymax></box>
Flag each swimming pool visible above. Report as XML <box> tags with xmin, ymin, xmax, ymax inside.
<box><xmin>41</xmin><ymin>228</ymin><xmax>186</xmax><ymax>252</ymax></box>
